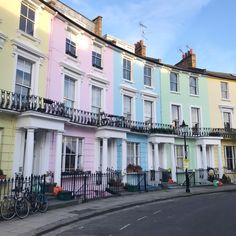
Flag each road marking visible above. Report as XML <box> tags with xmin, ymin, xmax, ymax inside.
<box><xmin>78</xmin><ymin>226</ymin><xmax>84</xmax><ymax>230</ymax></box>
<box><xmin>137</xmin><ymin>216</ymin><xmax>147</xmax><ymax>221</ymax></box>
<box><xmin>153</xmin><ymin>210</ymin><xmax>161</xmax><ymax>215</ymax></box>
<box><xmin>120</xmin><ymin>224</ymin><xmax>131</xmax><ymax>230</ymax></box>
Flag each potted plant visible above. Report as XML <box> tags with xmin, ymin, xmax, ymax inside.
<box><xmin>126</xmin><ymin>164</ymin><xmax>143</xmax><ymax>173</ymax></box>
<box><xmin>127</xmin><ymin>164</ymin><xmax>135</xmax><ymax>173</ymax></box>
<box><xmin>44</xmin><ymin>171</ymin><xmax>56</xmax><ymax>193</ymax></box>
<box><xmin>0</xmin><ymin>169</ymin><xmax>6</xmax><ymax>180</ymax></box>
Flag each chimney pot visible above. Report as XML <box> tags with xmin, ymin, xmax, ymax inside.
<box><xmin>135</xmin><ymin>40</ymin><xmax>146</xmax><ymax>57</ymax></box>
<box><xmin>175</xmin><ymin>49</ymin><xmax>196</xmax><ymax>68</ymax></box>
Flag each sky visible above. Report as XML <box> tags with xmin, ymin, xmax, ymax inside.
<box><xmin>60</xmin><ymin>0</ymin><xmax>236</xmax><ymax>74</ymax></box>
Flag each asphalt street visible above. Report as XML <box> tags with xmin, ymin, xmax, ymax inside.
<box><xmin>43</xmin><ymin>191</ymin><xmax>235</xmax><ymax>236</ymax></box>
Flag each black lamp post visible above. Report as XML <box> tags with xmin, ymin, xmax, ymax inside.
<box><xmin>180</xmin><ymin>120</ymin><xmax>190</xmax><ymax>193</ymax></box>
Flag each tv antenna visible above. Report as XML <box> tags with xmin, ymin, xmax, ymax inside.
<box><xmin>179</xmin><ymin>49</ymin><xmax>184</xmax><ymax>54</ymax></box>
<box><xmin>139</xmin><ymin>22</ymin><xmax>148</xmax><ymax>41</ymax></box>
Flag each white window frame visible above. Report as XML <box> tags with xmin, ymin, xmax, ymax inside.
<box><xmin>190</xmin><ymin>106</ymin><xmax>201</xmax><ymax>129</ymax></box>
<box><xmin>19</xmin><ymin>2</ymin><xmax>36</xmax><ymax>36</ymax></box>
<box><xmin>123</xmin><ymin>58</ymin><xmax>132</xmax><ymax>81</ymax></box>
<box><xmin>61</xmin><ymin>136</ymin><xmax>83</xmax><ymax>172</ymax></box>
<box><xmin>189</xmin><ymin>76</ymin><xmax>199</xmax><ymax>95</ymax></box>
<box><xmin>221</xmin><ymin>81</ymin><xmax>229</xmax><ymax>100</ymax></box>
<box><xmin>64</xmin><ymin>75</ymin><xmax>76</xmax><ymax>108</ymax></box>
<box><xmin>127</xmin><ymin>142</ymin><xmax>140</xmax><ymax>166</ymax></box>
<box><xmin>171</xmin><ymin>103</ymin><xmax>182</xmax><ymax>127</ymax></box>
<box><xmin>170</xmin><ymin>72</ymin><xmax>179</xmax><ymax>92</ymax></box>
<box><xmin>224</xmin><ymin>146</ymin><xmax>236</xmax><ymax>171</ymax></box>
<box><xmin>61</xmin><ymin>67</ymin><xmax>81</xmax><ymax>109</ymax></box>
<box><xmin>222</xmin><ymin>110</ymin><xmax>232</xmax><ymax>129</ymax></box>
<box><xmin>144</xmin><ymin>100</ymin><xmax>153</xmax><ymax>124</ymax></box>
<box><xmin>219</xmin><ymin>106</ymin><xmax>234</xmax><ymax>129</ymax></box>
<box><xmin>12</xmin><ymin>42</ymin><xmax>44</xmax><ymax>95</ymax></box>
<box><xmin>91</xmin><ymin>85</ymin><xmax>102</xmax><ymax>114</ymax></box>
<box><xmin>144</xmin><ymin>65</ymin><xmax>152</xmax><ymax>87</ymax></box>
<box><xmin>15</xmin><ymin>56</ymin><xmax>33</xmax><ymax>96</ymax></box>
<box><xmin>175</xmin><ymin>145</ymin><xmax>185</xmax><ymax>170</ymax></box>
<box><xmin>88</xmin><ymin>73</ymin><xmax>108</xmax><ymax>113</ymax></box>
<box><xmin>122</xmin><ymin>89</ymin><xmax>136</xmax><ymax>120</ymax></box>
<box><xmin>92</xmin><ymin>43</ymin><xmax>103</xmax><ymax>70</ymax></box>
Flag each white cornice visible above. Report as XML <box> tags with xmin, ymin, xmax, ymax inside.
<box><xmin>11</xmin><ymin>39</ymin><xmax>46</xmax><ymax>59</ymax></box>
<box><xmin>60</xmin><ymin>61</ymin><xmax>85</xmax><ymax>76</ymax></box>
<box><xmin>87</xmin><ymin>73</ymin><xmax>109</xmax><ymax>85</ymax></box>
<box><xmin>0</xmin><ymin>32</ymin><xmax>7</xmax><ymax>49</ymax></box>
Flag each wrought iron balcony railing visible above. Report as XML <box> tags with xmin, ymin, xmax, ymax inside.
<box><xmin>0</xmin><ymin>89</ymin><xmax>236</xmax><ymax>138</ymax></box>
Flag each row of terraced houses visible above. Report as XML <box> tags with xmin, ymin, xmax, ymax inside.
<box><xmin>1</xmin><ymin>0</ymin><xmax>236</xmax><ymax>186</ymax></box>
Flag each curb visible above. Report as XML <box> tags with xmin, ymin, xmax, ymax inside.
<box><xmin>30</xmin><ymin>187</ymin><xmax>236</xmax><ymax>236</ymax></box>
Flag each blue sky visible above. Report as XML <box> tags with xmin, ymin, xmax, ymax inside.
<box><xmin>60</xmin><ymin>0</ymin><xmax>236</xmax><ymax>74</ymax></box>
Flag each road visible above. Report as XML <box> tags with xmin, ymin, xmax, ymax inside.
<box><xmin>45</xmin><ymin>192</ymin><xmax>235</xmax><ymax>236</ymax></box>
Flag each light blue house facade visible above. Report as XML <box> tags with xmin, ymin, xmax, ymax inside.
<box><xmin>112</xmin><ymin>40</ymin><xmax>161</xmax><ymax>173</ymax></box>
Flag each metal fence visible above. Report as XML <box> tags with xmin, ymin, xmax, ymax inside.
<box><xmin>61</xmin><ymin>171</ymin><xmax>152</xmax><ymax>201</ymax></box>
<box><xmin>0</xmin><ymin>175</ymin><xmax>46</xmax><ymax>201</ymax></box>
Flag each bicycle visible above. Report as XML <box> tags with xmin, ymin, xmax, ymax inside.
<box><xmin>37</xmin><ymin>193</ymin><xmax>48</xmax><ymax>213</ymax></box>
<box><xmin>14</xmin><ymin>189</ymin><xmax>30</xmax><ymax>219</ymax></box>
<box><xmin>0</xmin><ymin>196</ymin><xmax>16</xmax><ymax>220</ymax></box>
<box><xmin>0</xmin><ymin>188</ymin><xmax>30</xmax><ymax>220</ymax></box>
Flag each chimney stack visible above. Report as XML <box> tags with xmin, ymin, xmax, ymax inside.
<box><xmin>93</xmin><ymin>16</ymin><xmax>102</xmax><ymax>37</ymax></box>
<box><xmin>175</xmin><ymin>49</ymin><xmax>196</xmax><ymax>68</ymax></box>
<box><xmin>135</xmin><ymin>40</ymin><xmax>146</xmax><ymax>57</ymax></box>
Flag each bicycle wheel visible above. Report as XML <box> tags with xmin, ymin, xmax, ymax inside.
<box><xmin>30</xmin><ymin>194</ymin><xmax>39</xmax><ymax>213</ymax></box>
<box><xmin>0</xmin><ymin>197</ymin><xmax>16</xmax><ymax>220</ymax></box>
<box><xmin>15</xmin><ymin>198</ymin><xmax>30</xmax><ymax>219</ymax></box>
<box><xmin>37</xmin><ymin>194</ymin><xmax>48</xmax><ymax>213</ymax></box>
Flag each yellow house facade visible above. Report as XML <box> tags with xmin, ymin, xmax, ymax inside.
<box><xmin>207</xmin><ymin>71</ymin><xmax>236</xmax><ymax>182</ymax></box>
<box><xmin>0</xmin><ymin>0</ymin><xmax>51</xmax><ymax>176</ymax></box>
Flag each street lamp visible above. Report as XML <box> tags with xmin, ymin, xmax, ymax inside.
<box><xmin>180</xmin><ymin>120</ymin><xmax>190</xmax><ymax>193</ymax></box>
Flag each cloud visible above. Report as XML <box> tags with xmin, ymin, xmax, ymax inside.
<box><xmin>197</xmin><ymin>43</ymin><xmax>236</xmax><ymax>73</ymax></box>
<box><xmin>74</xmin><ymin>0</ymin><xmax>212</xmax><ymax>59</ymax></box>
<box><xmin>61</xmin><ymin>0</ymin><xmax>236</xmax><ymax>73</ymax></box>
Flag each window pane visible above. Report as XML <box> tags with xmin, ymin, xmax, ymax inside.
<box><xmin>170</xmin><ymin>72</ymin><xmax>178</xmax><ymax>91</ymax></box>
<box><xmin>19</xmin><ymin>17</ymin><xmax>26</xmax><ymax>32</ymax></box>
<box><xmin>21</xmin><ymin>4</ymin><xmax>27</xmax><ymax>16</ymax></box>
<box><xmin>124</xmin><ymin>95</ymin><xmax>131</xmax><ymax>118</ymax></box>
<box><xmin>92</xmin><ymin>86</ymin><xmax>102</xmax><ymax>113</ymax></box>
<box><xmin>16</xmin><ymin>70</ymin><xmax>23</xmax><ymax>84</ymax></box>
<box><xmin>144</xmin><ymin>101</ymin><xmax>152</xmax><ymax>122</ymax></box>
<box><xmin>19</xmin><ymin>3</ymin><xmax>35</xmax><ymax>36</ymax></box>
<box><xmin>15</xmin><ymin>57</ymin><xmax>32</xmax><ymax>96</ymax></box>
<box><xmin>23</xmin><ymin>72</ymin><xmax>31</xmax><ymax>87</ymax></box>
<box><xmin>28</xmin><ymin>8</ymin><xmax>35</xmax><ymax>21</ymax></box>
<box><xmin>64</xmin><ymin>76</ymin><xmax>75</xmax><ymax>108</ymax></box>
<box><xmin>191</xmin><ymin>108</ymin><xmax>200</xmax><ymax>127</ymax></box>
<box><xmin>172</xmin><ymin>105</ymin><xmax>180</xmax><ymax>124</ymax></box>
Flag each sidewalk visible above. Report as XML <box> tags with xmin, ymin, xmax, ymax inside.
<box><xmin>1</xmin><ymin>185</ymin><xmax>236</xmax><ymax>236</ymax></box>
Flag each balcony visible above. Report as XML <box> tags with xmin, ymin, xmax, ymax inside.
<box><xmin>0</xmin><ymin>89</ymin><xmax>235</xmax><ymax>138</ymax></box>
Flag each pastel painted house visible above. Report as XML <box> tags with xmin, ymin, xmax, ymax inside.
<box><xmin>206</xmin><ymin>71</ymin><xmax>236</xmax><ymax>181</ymax></box>
<box><xmin>45</xmin><ymin>1</ymin><xmax>116</xmax><ymax>184</ymax></box>
<box><xmin>111</xmin><ymin>37</ymin><xmax>161</xmax><ymax>175</ymax></box>
<box><xmin>0</xmin><ymin>0</ymin><xmax>51</xmax><ymax>177</ymax></box>
<box><xmin>159</xmin><ymin>50</ymin><xmax>224</xmax><ymax>181</ymax></box>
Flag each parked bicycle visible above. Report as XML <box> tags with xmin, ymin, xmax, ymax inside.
<box><xmin>1</xmin><ymin>188</ymin><xmax>30</xmax><ymax>220</ymax></box>
<box><xmin>25</xmin><ymin>186</ymin><xmax>49</xmax><ymax>212</ymax></box>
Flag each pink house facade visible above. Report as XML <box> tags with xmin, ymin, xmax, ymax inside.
<box><xmin>44</xmin><ymin>5</ymin><xmax>114</xmax><ymax>184</ymax></box>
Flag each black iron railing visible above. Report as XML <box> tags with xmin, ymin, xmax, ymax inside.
<box><xmin>0</xmin><ymin>175</ymin><xmax>46</xmax><ymax>201</ymax></box>
<box><xmin>1</xmin><ymin>89</ymin><xmax>236</xmax><ymax>138</ymax></box>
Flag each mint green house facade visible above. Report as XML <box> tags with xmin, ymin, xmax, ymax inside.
<box><xmin>159</xmin><ymin>64</ymin><xmax>223</xmax><ymax>181</ymax></box>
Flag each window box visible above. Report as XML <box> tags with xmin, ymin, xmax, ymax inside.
<box><xmin>92</xmin><ymin>63</ymin><xmax>103</xmax><ymax>70</ymax></box>
<box><xmin>126</xmin><ymin>164</ymin><xmax>142</xmax><ymax>173</ymax></box>
<box><xmin>57</xmin><ymin>190</ymin><xmax>73</xmax><ymax>201</ymax></box>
